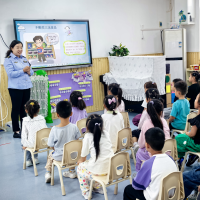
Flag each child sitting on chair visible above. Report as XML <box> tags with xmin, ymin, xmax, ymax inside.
<box><xmin>186</xmin><ymin>71</ymin><xmax>200</xmax><ymax>109</ymax></box>
<box><xmin>45</xmin><ymin>101</ymin><xmax>80</xmax><ymax>183</ymax></box>
<box><xmin>69</xmin><ymin>91</ymin><xmax>87</xmax><ymax>124</ymax></box>
<box><xmin>102</xmin><ymin>95</ymin><xmax>124</xmax><ymax>148</ymax></box>
<box><xmin>169</xmin><ymin>81</ymin><xmax>190</xmax><ymax>131</ymax></box>
<box><xmin>175</xmin><ymin>94</ymin><xmax>200</xmax><ymax>168</ymax></box>
<box><xmin>21</xmin><ymin>100</ymin><xmax>47</xmax><ymax>167</ymax></box>
<box><xmin>123</xmin><ymin>127</ymin><xmax>177</xmax><ymax>200</ymax></box>
<box><xmin>136</xmin><ymin>99</ymin><xmax>170</xmax><ymax>172</ymax></box>
<box><xmin>171</xmin><ymin>78</ymin><xmax>182</xmax><ymax>103</ymax></box>
<box><xmin>77</xmin><ymin>114</ymin><xmax>114</xmax><ymax>199</ymax></box>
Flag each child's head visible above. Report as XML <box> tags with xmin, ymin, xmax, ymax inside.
<box><xmin>171</xmin><ymin>78</ymin><xmax>182</xmax><ymax>92</ymax></box>
<box><xmin>108</xmin><ymin>83</ymin><xmax>122</xmax><ymax>105</ymax></box>
<box><xmin>145</xmin><ymin>88</ymin><xmax>163</xmax><ymax>103</ymax></box>
<box><xmin>194</xmin><ymin>93</ymin><xmax>200</xmax><ymax>109</ymax></box>
<box><xmin>70</xmin><ymin>91</ymin><xmax>86</xmax><ymax>110</ymax></box>
<box><xmin>144</xmin><ymin>81</ymin><xmax>157</xmax><ymax>92</ymax></box>
<box><xmin>189</xmin><ymin>71</ymin><xmax>200</xmax><ymax>83</ymax></box>
<box><xmin>104</xmin><ymin>95</ymin><xmax>117</xmax><ymax>115</ymax></box>
<box><xmin>147</xmin><ymin>99</ymin><xmax>163</xmax><ymax>130</ymax></box>
<box><xmin>145</xmin><ymin>127</ymin><xmax>165</xmax><ymax>154</ymax></box>
<box><xmin>56</xmin><ymin>101</ymin><xmax>72</xmax><ymax>119</ymax></box>
<box><xmin>174</xmin><ymin>81</ymin><xmax>187</xmax><ymax>97</ymax></box>
<box><xmin>86</xmin><ymin>114</ymin><xmax>103</xmax><ymax>160</ymax></box>
<box><xmin>25</xmin><ymin>100</ymin><xmax>40</xmax><ymax>119</ymax></box>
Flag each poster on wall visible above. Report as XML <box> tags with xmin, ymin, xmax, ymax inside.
<box><xmin>13</xmin><ymin>19</ymin><xmax>92</xmax><ymax>70</ymax></box>
<box><xmin>48</xmin><ymin>71</ymin><xmax>93</xmax><ymax>113</ymax></box>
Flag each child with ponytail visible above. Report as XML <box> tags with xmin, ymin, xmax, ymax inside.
<box><xmin>77</xmin><ymin>114</ymin><xmax>114</xmax><ymax>199</ymax></box>
<box><xmin>186</xmin><ymin>71</ymin><xmax>200</xmax><ymax>109</ymax></box>
<box><xmin>102</xmin><ymin>95</ymin><xmax>124</xmax><ymax>148</ymax></box>
<box><xmin>107</xmin><ymin>83</ymin><xmax>125</xmax><ymax>112</ymax></box>
<box><xmin>135</xmin><ymin>99</ymin><xmax>171</xmax><ymax>172</ymax></box>
<box><xmin>21</xmin><ymin>100</ymin><xmax>47</xmax><ymax>167</ymax></box>
<box><xmin>69</xmin><ymin>91</ymin><xmax>87</xmax><ymax>124</ymax></box>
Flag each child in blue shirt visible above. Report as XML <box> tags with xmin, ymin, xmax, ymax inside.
<box><xmin>169</xmin><ymin>81</ymin><xmax>190</xmax><ymax>130</ymax></box>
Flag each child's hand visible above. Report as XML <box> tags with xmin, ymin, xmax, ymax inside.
<box><xmin>77</xmin><ymin>159</ymin><xmax>83</xmax><ymax>165</ymax></box>
<box><xmin>22</xmin><ymin>146</ymin><xmax>27</xmax><ymax>150</ymax></box>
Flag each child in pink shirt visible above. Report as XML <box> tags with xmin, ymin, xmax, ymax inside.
<box><xmin>136</xmin><ymin>99</ymin><xmax>171</xmax><ymax>172</ymax></box>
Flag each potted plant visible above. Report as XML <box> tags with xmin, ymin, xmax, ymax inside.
<box><xmin>109</xmin><ymin>43</ymin><xmax>129</xmax><ymax>57</ymax></box>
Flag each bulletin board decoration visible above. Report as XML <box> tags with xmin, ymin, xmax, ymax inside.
<box><xmin>48</xmin><ymin>70</ymin><xmax>93</xmax><ymax>113</ymax></box>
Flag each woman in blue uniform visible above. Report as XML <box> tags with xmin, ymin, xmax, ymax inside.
<box><xmin>4</xmin><ymin>40</ymin><xmax>34</xmax><ymax>138</ymax></box>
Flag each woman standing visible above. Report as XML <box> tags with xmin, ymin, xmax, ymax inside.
<box><xmin>4</xmin><ymin>40</ymin><xmax>34</xmax><ymax>138</ymax></box>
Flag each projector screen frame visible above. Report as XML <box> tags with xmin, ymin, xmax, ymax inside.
<box><xmin>13</xmin><ymin>18</ymin><xmax>93</xmax><ymax>71</ymax></box>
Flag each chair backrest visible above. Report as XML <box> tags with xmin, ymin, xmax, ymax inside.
<box><xmin>185</xmin><ymin>112</ymin><xmax>198</xmax><ymax>132</ymax></box>
<box><xmin>120</xmin><ymin>112</ymin><xmax>130</xmax><ymax>128</ymax></box>
<box><xmin>157</xmin><ymin>172</ymin><xmax>185</xmax><ymax>200</ymax></box>
<box><xmin>61</xmin><ymin>140</ymin><xmax>82</xmax><ymax>166</ymax></box>
<box><xmin>34</xmin><ymin>128</ymin><xmax>51</xmax><ymax>151</ymax></box>
<box><xmin>76</xmin><ymin>118</ymin><xmax>87</xmax><ymax>137</ymax></box>
<box><xmin>114</xmin><ymin>128</ymin><xmax>133</xmax><ymax>153</ymax></box>
<box><xmin>162</xmin><ymin>139</ymin><xmax>178</xmax><ymax>161</ymax></box>
<box><xmin>106</xmin><ymin>152</ymin><xmax>131</xmax><ymax>184</ymax></box>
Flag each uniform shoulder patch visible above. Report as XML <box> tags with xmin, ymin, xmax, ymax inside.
<box><xmin>7</xmin><ymin>56</ymin><xmax>11</xmax><ymax>58</ymax></box>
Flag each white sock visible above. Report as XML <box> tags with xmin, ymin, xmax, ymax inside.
<box><xmin>133</xmin><ymin>142</ymin><xmax>138</xmax><ymax>147</ymax></box>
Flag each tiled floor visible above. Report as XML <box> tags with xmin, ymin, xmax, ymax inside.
<box><xmin>0</xmin><ymin>111</ymin><xmax>197</xmax><ymax>200</ymax></box>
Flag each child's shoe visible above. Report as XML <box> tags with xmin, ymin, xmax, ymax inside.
<box><xmin>63</xmin><ymin>170</ymin><xmax>77</xmax><ymax>178</ymax></box>
<box><xmin>82</xmin><ymin>191</ymin><xmax>90</xmax><ymax>199</ymax></box>
<box><xmin>188</xmin><ymin>190</ymin><xmax>198</xmax><ymax>200</ymax></box>
<box><xmin>45</xmin><ymin>172</ymin><xmax>51</xmax><ymax>183</ymax></box>
<box><xmin>34</xmin><ymin>158</ymin><xmax>40</xmax><ymax>165</ymax></box>
<box><xmin>26</xmin><ymin>160</ymin><xmax>33</xmax><ymax>167</ymax></box>
<box><xmin>93</xmin><ymin>187</ymin><xmax>104</xmax><ymax>194</ymax></box>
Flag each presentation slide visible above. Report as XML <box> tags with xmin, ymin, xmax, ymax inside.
<box><xmin>14</xmin><ymin>20</ymin><xmax>92</xmax><ymax>69</ymax></box>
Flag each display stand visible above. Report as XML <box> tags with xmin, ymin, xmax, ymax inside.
<box><xmin>30</xmin><ymin>70</ymin><xmax>53</xmax><ymax>123</ymax></box>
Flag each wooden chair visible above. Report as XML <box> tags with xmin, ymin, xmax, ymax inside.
<box><xmin>23</xmin><ymin>128</ymin><xmax>52</xmax><ymax>176</ymax></box>
<box><xmin>171</xmin><ymin>112</ymin><xmax>198</xmax><ymax>138</ymax></box>
<box><xmin>76</xmin><ymin>118</ymin><xmax>87</xmax><ymax>138</ymax></box>
<box><xmin>88</xmin><ymin>152</ymin><xmax>132</xmax><ymax>200</ymax></box>
<box><xmin>157</xmin><ymin>172</ymin><xmax>185</xmax><ymax>200</ymax></box>
<box><xmin>120</xmin><ymin>112</ymin><xmax>130</xmax><ymax>128</ymax></box>
<box><xmin>51</xmin><ymin>140</ymin><xmax>82</xmax><ymax>195</ymax></box>
<box><xmin>162</xmin><ymin>139</ymin><xmax>179</xmax><ymax>169</ymax></box>
<box><xmin>113</xmin><ymin>128</ymin><xmax>135</xmax><ymax>165</ymax></box>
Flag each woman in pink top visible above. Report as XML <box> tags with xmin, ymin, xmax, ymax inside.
<box><xmin>136</xmin><ymin>99</ymin><xmax>171</xmax><ymax>172</ymax></box>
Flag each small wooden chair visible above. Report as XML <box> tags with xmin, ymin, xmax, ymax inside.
<box><xmin>76</xmin><ymin>118</ymin><xmax>87</xmax><ymax>138</ymax></box>
<box><xmin>23</xmin><ymin>128</ymin><xmax>52</xmax><ymax>176</ymax></box>
<box><xmin>120</xmin><ymin>112</ymin><xmax>130</xmax><ymax>128</ymax></box>
<box><xmin>51</xmin><ymin>140</ymin><xmax>82</xmax><ymax>195</ymax></box>
<box><xmin>88</xmin><ymin>152</ymin><xmax>132</xmax><ymax>200</ymax></box>
<box><xmin>157</xmin><ymin>172</ymin><xmax>185</xmax><ymax>200</ymax></box>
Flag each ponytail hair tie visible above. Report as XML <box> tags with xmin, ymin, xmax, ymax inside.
<box><xmin>152</xmin><ymin>82</ymin><xmax>154</xmax><ymax>84</ymax></box>
<box><xmin>78</xmin><ymin>97</ymin><xmax>82</xmax><ymax>100</ymax></box>
<box><xmin>150</xmin><ymin>101</ymin><xmax>154</xmax><ymax>104</ymax></box>
<box><xmin>30</xmin><ymin>102</ymin><xmax>34</xmax><ymax>106</ymax></box>
<box><xmin>95</xmin><ymin>123</ymin><xmax>100</xmax><ymax>126</ymax></box>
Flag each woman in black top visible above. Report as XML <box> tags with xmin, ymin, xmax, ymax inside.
<box><xmin>186</xmin><ymin>71</ymin><xmax>200</xmax><ymax>109</ymax></box>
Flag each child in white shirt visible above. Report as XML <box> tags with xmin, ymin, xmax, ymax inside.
<box><xmin>21</xmin><ymin>100</ymin><xmax>47</xmax><ymax>167</ymax></box>
<box><xmin>102</xmin><ymin>95</ymin><xmax>124</xmax><ymax>148</ymax></box>
<box><xmin>77</xmin><ymin>114</ymin><xmax>114</xmax><ymax>199</ymax></box>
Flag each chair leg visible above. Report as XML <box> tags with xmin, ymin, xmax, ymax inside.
<box><xmin>23</xmin><ymin>150</ymin><xmax>27</xmax><ymax>170</ymax></box>
<box><xmin>129</xmin><ymin>176</ymin><xmax>132</xmax><ymax>184</ymax></box>
<box><xmin>51</xmin><ymin>163</ymin><xmax>55</xmax><ymax>186</ymax></box>
<box><xmin>47</xmin><ymin>150</ymin><xmax>49</xmax><ymax>159</ymax></box>
<box><xmin>181</xmin><ymin>152</ymin><xmax>189</xmax><ymax>172</ymax></box>
<box><xmin>102</xmin><ymin>184</ymin><xmax>108</xmax><ymax>200</ymax></box>
<box><xmin>88</xmin><ymin>179</ymin><xmax>93</xmax><ymax>200</ymax></box>
<box><xmin>114</xmin><ymin>183</ymin><xmax>118</xmax><ymax>195</ymax></box>
<box><xmin>31</xmin><ymin>151</ymin><xmax>38</xmax><ymax>176</ymax></box>
<box><xmin>58</xmin><ymin>168</ymin><xmax>66</xmax><ymax>196</ymax></box>
<box><xmin>131</xmin><ymin>148</ymin><xmax>136</xmax><ymax>165</ymax></box>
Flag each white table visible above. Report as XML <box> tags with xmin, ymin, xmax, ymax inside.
<box><xmin>103</xmin><ymin>56</ymin><xmax>166</xmax><ymax>101</ymax></box>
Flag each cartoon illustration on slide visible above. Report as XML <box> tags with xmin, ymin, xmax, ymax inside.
<box><xmin>64</xmin><ymin>26</ymin><xmax>72</xmax><ymax>36</ymax></box>
<box><xmin>33</xmin><ymin>36</ymin><xmax>47</xmax><ymax>63</ymax></box>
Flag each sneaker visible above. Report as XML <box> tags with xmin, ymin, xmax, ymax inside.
<box><xmin>186</xmin><ymin>155</ymin><xmax>199</xmax><ymax>167</ymax></box>
<box><xmin>82</xmin><ymin>191</ymin><xmax>90</xmax><ymax>199</ymax></box>
<box><xmin>13</xmin><ymin>132</ymin><xmax>21</xmax><ymax>138</ymax></box>
<box><xmin>37</xmin><ymin>60</ymin><xmax>40</xmax><ymax>62</ymax></box>
<box><xmin>63</xmin><ymin>170</ymin><xmax>77</xmax><ymax>179</ymax></box>
<box><xmin>93</xmin><ymin>187</ymin><xmax>104</xmax><ymax>194</ymax></box>
<box><xmin>45</xmin><ymin>172</ymin><xmax>51</xmax><ymax>183</ymax></box>
<box><xmin>34</xmin><ymin>158</ymin><xmax>40</xmax><ymax>165</ymax></box>
<box><xmin>188</xmin><ymin>190</ymin><xmax>198</xmax><ymax>200</ymax></box>
<box><xmin>44</xmin><ymin>61</ymin><xmax>47</xmax><ymax>63</ymax></box>
<box><xmin>26</xmin><ymin>160</ymin><xmax>33</xmax><ymax>167</ymax></box>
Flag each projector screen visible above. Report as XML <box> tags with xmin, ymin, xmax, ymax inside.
<box><xmin>13</xmin><ymin>19</ymin><xmax>92</xmax><ymax>70</ymax></box>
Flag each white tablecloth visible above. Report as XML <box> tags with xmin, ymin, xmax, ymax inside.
<box><xmin>103</xmin><ymin>56</ymin><xmax>166</xmax><ymax>101</ymax></box>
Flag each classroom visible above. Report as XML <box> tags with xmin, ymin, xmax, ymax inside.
<box><xmin>0</xmin><ymin>0</ymin><xmax>200</xmax><ymax>200</ymax></box>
